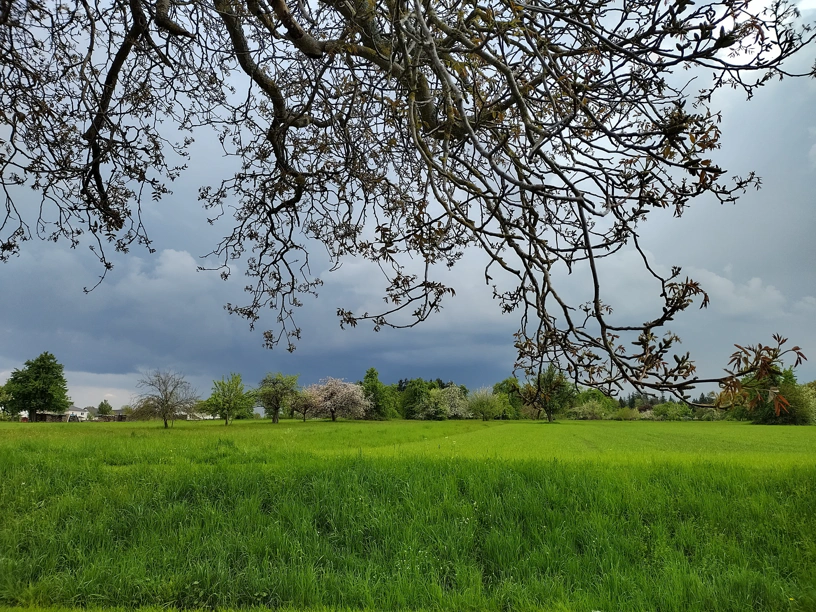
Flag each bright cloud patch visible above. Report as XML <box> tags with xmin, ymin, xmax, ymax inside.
<box><xmin>794</xmin><ymin>296</ymin><xmax>816</xmax><ymax>313</ymax></box>
<box><xmin>688</xmin><ymin>268</ymin><xmax>787</xmax><ymax>319</ymax></box>
<box><xmin>64</xmin><ymin>371</ymin><xmax>142</xmax><ymax>409</ymax></box>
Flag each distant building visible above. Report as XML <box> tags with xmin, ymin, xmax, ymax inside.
<box><xmin>67</xmin><ymin>406</ymin><xmax>90</xmax><ymax>421</ymax></box>
<box><xmin>21</xmin><ymin>406</ymin><xmax>90</xmax><ymax>422</ymax></box>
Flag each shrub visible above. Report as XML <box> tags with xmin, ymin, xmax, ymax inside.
<box><xmin>492</xmin><ymin>378</ymin><xmax>523</xmax><ymax>419</ymax></box>
<box><xmin>652</xmin><ymin>402</ymin><xmax>692</xmax><ymax>421</ymax></box>
<box><xmin>401</xmin><ymin>379</ymin><xmax>431</xmax><ymax>420</ymax></box>
<box><xmin>468</xmin><ymin>387</ymin><xmax>507</xmax><ymax>421</ymax></box>
<box><xmin>749</xmin><ymin>381</ymin><xmax>815</xmax><ymax>425</ymax></box>
<box><xmin>694</xmin><ymin>407</ymin><xmax>724</xmax><ymax>421</ymax></box>
<box><xmin>567</xmin><ymin>400</ymin><xmax>608</xmax><ymax>420</ymax></box>
<box><xmin>729</xmin><ymin>369</ymin><xmax>815</xmax><ymax>425</ymax></box>
<box><xmin>575</xmin><ymin>388</ymin><xmax>619</xmax><ymax>414</ymax></box>
<box><xmin>725</xmin><ymin>404</ymin><xmax>752</xmax><ymax>421</ymax></box>
<box><xmin>612</xmin><ymin>407</ymin><xmax>640</xmax><ymax>421</ymax></box>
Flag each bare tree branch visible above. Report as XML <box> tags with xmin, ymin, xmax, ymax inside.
<box><xmin>1</xmin><ymin>0</ymin><xmax>813</xmax><ymax>397</ymax></box>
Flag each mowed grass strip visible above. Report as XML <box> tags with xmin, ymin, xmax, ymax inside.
<box><xmin>1</xmin><ymin>420</ymin><xmax>814</xmax><ymax>611</ymax></box>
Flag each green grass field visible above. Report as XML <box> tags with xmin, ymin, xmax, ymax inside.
<box><xmin>1</xmin><ymin>420</ymin><xmax>815</xmax><ymax>611</ymax></box>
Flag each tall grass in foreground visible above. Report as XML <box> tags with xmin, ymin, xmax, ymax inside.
<box><xmin>1</xmin><ymin>421</ymin><xmax>815</xmax><ymax>611</ymax></box>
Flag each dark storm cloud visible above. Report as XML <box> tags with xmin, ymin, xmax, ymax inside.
<box><xmin>0</xmin><ymin>242</ymin><xmax>521</xmax><ymax>406</ymax></box>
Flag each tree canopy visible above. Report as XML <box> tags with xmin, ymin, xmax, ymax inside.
<box><xmin>312</xmin><ymin>377</ymin><xmax>369</xmax><ymax>421</ymax></box>
<box><xmin>361</xmin><ymin>368</ymin><xmax>400</xmax><ymax>419</ymax></box>
<box><xmin>0</xmin><ymin>383</ymin><xmax>10</xmax><ymax>416</ymax></box>
<box><xmin>257</xmin><ymin>372</ymin><xmax>299</xmax><ymax>423</ymax></box>
<box><xmin>97</xmin><ymin>399</ymin><xmax>114</xmax><ymax>416</ymax></box>
<box><xmin>521</xmin><ymin>364</ymin><xmax>577</xmax><ymax>422</ymax></box>
<box><xmin>1</xmin><ymin>0</ymin><xmax>812</xmax><ymax>397</ymax></box>
<box><xmin>2</xmin><ymin>352</ymin><xmax>71</xmax><ymax>421</ymax></box>
<box><xmin>204</xmin><ymin>373</ymin><xmax>257</xmax><ymax>425</ymax></box>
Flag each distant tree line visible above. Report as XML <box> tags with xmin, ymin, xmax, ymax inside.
<box><xmin>2</xmin><ymin>353</ymin><xmax>814</xmax><ymax>425</ymax></box>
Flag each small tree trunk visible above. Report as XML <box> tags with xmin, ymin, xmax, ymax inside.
<box><xmin>272</xmin><ymin>408</ymin><xmax>279</xmax><ymax>424</ymax></box>
<box><xmin>302</xmin><ymin>412</ymin><xmax>307</xmax><ymax>422</ymax></box>
<box><xmin>547</xmin><ymin>411</ymin><xmax>554</xmax><ymax>423</ymax></box>
<box><xmin>163</xmin><ymin>417</ymin><xmax>169</xmax><ymax>428</ymax></box>
<box><xmin>224</xmin><ymin>416</ymin><xmax>229</xmax><ymax>426</ymax></box>
<box><xmin>331</xmin><ymin>411</ymin><xmax>337</xmax><ymax>422</ymax></box>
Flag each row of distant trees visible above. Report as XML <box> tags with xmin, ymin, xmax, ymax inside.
<box><xmin>0</xmin><ymin>353</ymin><xmax>579</xmax><ymax>426</ymax></box>
<box><xmin>126</xmin><ymin>369</ymin><xmax>567</xmax><ymax>427</ymax></box>
<box><xmin>2</xmin><ymin>353</ymin><xmax>814</xmax><ymax>425</ymax></box>
<box><xmin>84</xmin><ymin>367</ymin><xmax>816</xmax><ymax>427</ymax></box>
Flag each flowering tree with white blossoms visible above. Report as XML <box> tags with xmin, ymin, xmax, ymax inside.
<box><xmin>313</xmin><ymin>377</ymin><xmax>369</xmax><ymax>422</ymax></box>
<box><xmin>291</xmin><ymin>385</ymin><xmax>321</xmax><ymax>422</ymax></box>
<box><xmin>425</xmin><ymin>386</ymin><xmax>470</xmax><ymax>420</ymax></box>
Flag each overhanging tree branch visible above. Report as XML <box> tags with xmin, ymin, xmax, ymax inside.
<box><xmin>1</xmin><ymin>0</ymin><xmax>813</xmax><ymax>398</ymax></box>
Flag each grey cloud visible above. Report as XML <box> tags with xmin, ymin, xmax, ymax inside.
<box><xmin>1</xmin><ymin>242</ymin><xmax>522</xmax><ymax>398</ymax></box>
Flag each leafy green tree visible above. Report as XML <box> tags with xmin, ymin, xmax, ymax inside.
<box><xmin>204</xmin><ymin>373</ymin><xmax>257</xmax><ymax>426</ymax></box>
<box><xmin>521</xmin><ymin>365</ymin><xmax>577</xmax><ymax>422</ymax></box>
<box><xmin>257</xmin><ymin>372</ymin><xmax>299</xmax><ymax>423</ymax></box>
<box><xmin>4</xmin><ymin>352</ymin><xmax>71</xmax><ymax>422</ymax></box>
<box><xmin>361</xmin><ymin>368</ymin><xmax>398</xmax><ymax>420</ymax></box>
<box><xmin>492</xmin><ymin>377</ymin><xmax>523</xmax><ymax>419</ymax></box>
<box><xmin>379</xmin><ymin>385</ymin><xmax>402</xmax><ymax>420</ymax></box>
<box><xmin>133</xmin><ymin>370</ymin><xmax>199</xmax><ymax>428</ymax></box>
<box><xmin>401</xmin><ymin>378</ymin><xmax>432</xmax><ymax>420</ymax></box>
<box><xmin>652</xmin><ymin>402</ymin><xmax>692</xmax><ymax>421</ymax></box>
<box><xmin>0</xmin><ymin>383</ymin><xmax>10</xmax><ymax>417</ymax></box>
<box><xmin>735</xmin><ymin>368</ymin><xmax>815</xmax><ymax>425</ymax></box>
<box><xmin>97</xmin><ymin>399</ymin><xmax>113</xmax><ymax>416</ymax></box>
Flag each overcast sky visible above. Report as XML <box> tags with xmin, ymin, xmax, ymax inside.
<box><xmin>1</xmin><ymin>23</ymin><xmax>815</xmax><ymax>409</ymax></box>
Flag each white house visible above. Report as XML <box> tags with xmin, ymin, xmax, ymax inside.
<box><xmin>66</xmin><ymin>406</ymin><xmax>90</xmax><ymax>421</ymax></box>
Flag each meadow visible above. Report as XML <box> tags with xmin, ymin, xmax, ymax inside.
<box><xmin>1</xmin><ymin>419</ymin><xmax>815</xmax><ymax>611</ymax></box>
